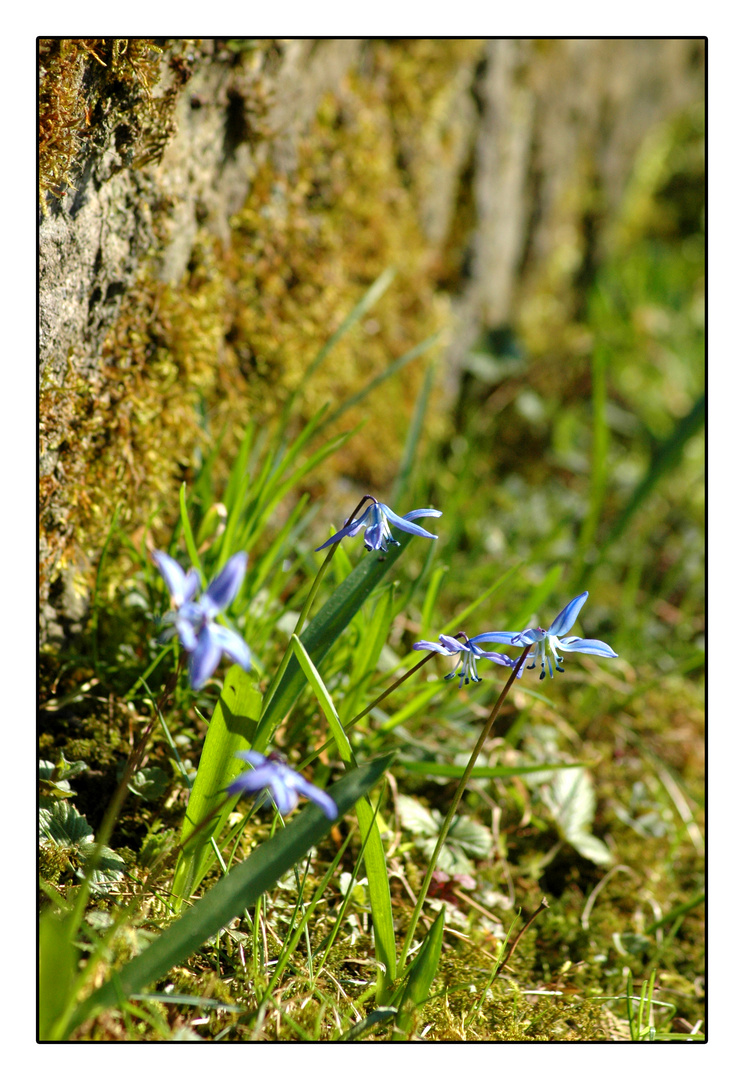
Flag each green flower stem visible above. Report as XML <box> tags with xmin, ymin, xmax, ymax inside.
<box><xmin>398</xmin><ymin>644</ymin><xmax>531</xmax><ymax>973</ymax></box>
<box><xmin>259</xmin><ymin>495</ymin><xmax>375</xmax><ymax>724</ymax></box>
<box><xmin>300</xmin><ymin>649</ymin><xmax>437</xmax><ymax>769</ymax></box>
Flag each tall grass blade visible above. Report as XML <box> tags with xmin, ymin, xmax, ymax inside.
<box><xmin>290</xmin><ymin>635</ymin><xmax>397</xmax><ymax>997</ymax></box>
<box><xmin>255</xmin><ymin>531</ymin><xmax>418</xmax><ymax>750</ymax></box>
<box><xmin>391</xmin><ymin>907</ymin><xmax>445</xmax><ymax>1039</ymax></box>
<box><xmin>171</xmin><ymin>669</ymin><xmax>263</xmax><ymax>904</ymax></box>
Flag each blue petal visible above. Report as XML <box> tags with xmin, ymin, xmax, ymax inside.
<box><xmin>235</xmin><ymin>750</ymin><xmax>267</xmax><ymax>767</ymax></box>
<box><xmin>269</xmin><ymin>778</ymin><xmax>298</xmax><ymax>816</ymax></box>
<box><xmin>188</xmin><ymin>627</ymin><xmax>223</xmax><ymax>689</ymax></box>
<box><xmin>413</xmin><ymin>639</ymin><xmax>454</xmax><ymax>655</ymax></box>
<box><xmin>471</xmin><ymin>631</ymin><xmax>522</xmax><ymax>646</ymax></box>
<box><xmin>364</xmin><ymin>520</ymin><xmax>386</xmax><ymax>551</ymax></box>
<box><xmin>471</xmin><ymin>647</ymin><xmax>514</xmax><ymax>667</ymax></box>
<box><xmin>558</xmin><ymin>636</ymin><xmax>618</xmax><ymax>658</ymax></box>
<box><xmin>511</xmin><ymin>629</ymin><xmax>544</xmax><ymax>647</ymax></box>
<box><xmin>202</xmin><ymin>552</ymin><xmax>248</xmax><ymax>615</ymax></box>
<box><xmin>292</xmin><ymin>776</ymin><xmax>338</xmax><ymax>819</ymax></box>
<box><xmin>439</xmin><ymin>634</ymin><xmax>467</xmax><ymax>652</ymax></box>
<box><xmin>548</xmin><ymin>592</ymin><xmax>588</xmax><ymax>637</ymax></box>
<box><xmin>152</xmin><ymin>551</ymin><xmax>199</xmax><ymax>606</ymax></box>
<box><xmin>315</xmin><ymin>507</ymin><xmax>371</xmax><ymax>551</ymax></box>
<box><xmin>175</xmin><ymin>615</ymin><xmax>198</xmax><ymax>652</ymax></box>
<box><xmin>209</xmin><ymin>623</ymin><xmax>252</xmax><ymax>671</ymax></box>
<box><xmin>228</xmin><ymin>763</ymin><xmax>274</xmax><ymax>796</ymax></box>
<box><xmin>402</xmin><ymin>508</ymin><xmax>443</xmax><ymax>522</ymax></box>
<box><xmin>378</xmin><ymin>504</ymin><xmax>439</xmax><ymax>540</ymax></box>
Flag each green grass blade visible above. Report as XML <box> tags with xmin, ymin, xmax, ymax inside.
<box><xmin>38</xmin><ymin>909</ymin><xmax>79</xmax><ymax>1041</ymax></box>
<box><xmin>290</xmin><ymin>635</ymin><xmax>397</xmax><ymax>996</ymax></box>
<box><xmin>255</xmin><ymin>530</ymin><xmax>420</xmax><ymax>750</ymax></box>
<box><xmin>179</xmin><ymin>482</ymin><xmax>203</xmax><ymax>579</ymax></box>
<box><xmin>391</xmin><ymin>907</ymin><xmax>445</xmax><ymax>1039</ymax></box>
<box><xmin>320</xmin><ymin>334</ymin><xmax>440</xmax><ymax>442</ymax></box>
<box><xmin>171</xmin><ymin>668</ymin><xmax>263</xmax><ymax>904</ymax></box>
<box><xmin>398</xmin><ymin>760</ymin><xmax>585</xmax><ymax>780</ymax></box>
<box><xmin>61</xmin><ymin>754</ymin><xmax>395</xmax><ymax>1040</ymax></box>
<box><xmin>389</xmin><ymin>356</ymin><xmax>437</xmax><ymax>507</ymax></box>
<box><xmin>600</xmin><ymin>392</ymin><xmax>704</xmax><ymax>554</ymax></box>
<box><xmin>278</xmin><ymin>267</ymin><xmax>397</xmax><ymax>432</ymax></box>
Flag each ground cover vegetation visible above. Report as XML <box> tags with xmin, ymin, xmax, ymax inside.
<box><xmin>38</xmin><ymin>94</ymin><xmax>704</xmax><ymax>1043</ymax></box>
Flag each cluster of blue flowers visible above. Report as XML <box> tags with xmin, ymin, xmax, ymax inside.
<box><xmin>415</xmin><ymin>591</ymin><xmax>617</xmax><ymax>684</ymax></box>
<box><xmin>154</xmin><ymin>494</ymin><xmax>617</xmax><ymax>820</ymax></box>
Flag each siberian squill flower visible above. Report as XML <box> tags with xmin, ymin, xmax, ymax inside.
<box><xmin>153</xmin><ymin>550</ymin><xmax>252</xmax><ymax>690</ymax></box>
<box><xmin>228</xmin><ymin>750</ymin><xmax>337</xmax><ymax>819</ymax></box>
<box><xmin>413</xmin><ymin>633</ymin><xmax>514</xmax><ymax>688</ymax></box>
<box><xmin>316</xmin><ymin>497</ymin><xmax>442</xmax><ymax>554</ymax></box>
<box><xmin>482</xmin><ymin>591</ymin><xmax>618</xmax><ymax>680</ymax></box>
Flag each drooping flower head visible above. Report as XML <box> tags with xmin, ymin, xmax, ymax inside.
<box><xmin>228</xmin><ymin>750</ymin><xmax>337</xmax><ymax>820</ymax></box>
<box><xmin>316</xmin><ymin>496</ymin><xmax>441</xmax><ymax>554</ymax></box>
<box><xmin>477</xmin><ymin>592</ymin><xmax>618</xmax><ymax>680</ymax></box>
<box><xmin>153</xmin><ymin>550</ymin><xmax>252</xmax><ymax>689</ymax></box>
<box><xmin>413</xmin><ymin>633</ymin><xmax>514</xmax><ymax>689</ymax></box>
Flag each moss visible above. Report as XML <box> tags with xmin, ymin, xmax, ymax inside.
<box><xmin>41</xmin><ymin>40</ymin><xmax>480</xmax><ymax>622</ymax></box>
<box><xmin>38</xmin><ymin>38</ymin><xmax>173</xmax><ymax>209</ymax></box>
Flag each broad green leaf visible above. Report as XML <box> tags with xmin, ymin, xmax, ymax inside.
<box><xmin>60</xmin><ymin>754</ymin><xmax>395</xmax><ymax>1040</ymax></box>
<box><xmin>542</xmin><ymin>768</ymin><xmax>613</xmax><ymax>867</ymax></box>
<box><xmin>396</xmin><ymin>795</ymin><xmax>492</xmax><ymax>876</ymax></box>
<box><xmin>171</xmin><ymin>668</ymin><xmax>263</xmax><ymax>904</ymax></box>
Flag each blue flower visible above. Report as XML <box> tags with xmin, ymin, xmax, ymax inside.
<box><xmin>476</xmin><ymin>592</ymin><xmax>618</xmax><ymax>680</ymax></box>
<box><xmin>228</xmin><ymin>750</ymin><xmax>338</xmax><ymax>819</ymax></box>
<box><xmin>316</xmin><ymin>497</ymin><xmax>441</xmax><ymax>554</ymax></box>
<box><xmin>153</xmin><ymin>550</ymin><xmax>252</xmax><ymax>689</ymax></box>
<box><xmin>413</xmin><ymin>633</ymin><xmax>514</xmax><ymax>689</ymax></box>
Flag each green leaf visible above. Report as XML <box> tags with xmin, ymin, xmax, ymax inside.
<box><xmin>127</xmin><ymin>766</ymin><xmax>169</xmax><ymax>801</ymax></box>
<box><xmin>398</xmin><ymin>759</ymin><xmax>585</xmax><ymax>780</ymax></box>
<box><xmin>255</xmin><ymin>530</ymin><xmax>419</xmax><ymax>751</ymax></box>
<box><xmin>171</xmin><ymin>668</ymin><xmax>263</xmax><ymax>904</ymax></box>
<box><xmin>289</xmin><ymin>634</ymin><xmax>397</xmax><ymax>996</ymax></box>
<box><xmin>391</xmin><ymin>907</ymin><xmax>445</xmax><ymax>1039</ymax></box>
<box><xmin>542</xmin><ymin>768</ymin><xmax>613</xmax><ymax>867</ymax></box>
<box><xmin>61</xmin><ymin>754</ymin><xmax>395</xmax><ymax>1040</ymax></box>
<box><xmin>396</xmin><ymin>795</ymin><xmax>492</xmax><ymax>875</ymax></box>
<box><xmin>39</xmin><ymin>910</ymin><xmax>79</xmax><ymax>1041</ymax></box>
<box><xmin>39</xmin><ymin>802</ymin><xmax>126</xmax><ymax>891</ymax></box>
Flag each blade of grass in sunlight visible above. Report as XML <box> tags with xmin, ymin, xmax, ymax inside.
<box><xmin>179</xmin><ymin>482</ymin><xmax>204</xmax><ymax>580</ymax></box>
<box><xmin>389</xmin><ymin>355</ymin><xmax>437</xmax><ymax>508</ymax></box>
<box><xmin>290</xmin><ymin>634</ymin><xmax>397</xmax><ymax>998</ymax></box>
<box><xmin>599</xmin><ymin>393</ymin><xmax>704</xmax><ymax>558</ymax></box>
<box><xmin>390</xmin><ymin>907</ymin><xmax>445</xmax><ymax>1039</ymax></box>
<box><xmin>318</xmin><ymin>335</ymin><xmax>440</xmax><ymax>441</ymax></box>
<box><xmin>255</xmin><ymin>531</ymin><xmax>419</xmax><ymax>751</ymax></box>
<box><xmin>398</xmin><ymin>759</ymin><xmax>585</xmax><ymax>780</ymax></box>
<box><xmin>171</xmin><ymin>669</ymin><xmax>263</xmax><ymax>905</ymax></box>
